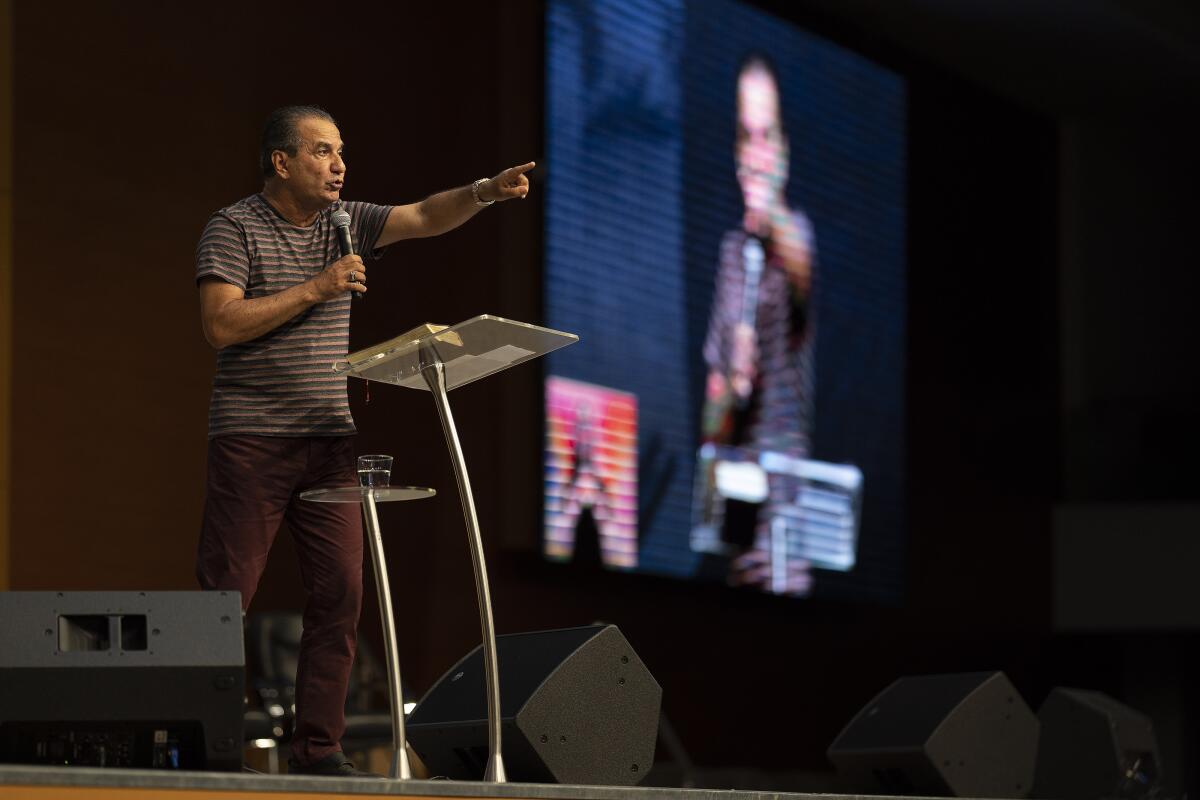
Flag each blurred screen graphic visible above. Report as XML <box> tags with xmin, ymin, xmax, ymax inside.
<box><xmin>544</xmin><ymin>376</ymin><xmax>640</xmax><ymax>569</ymax></box>
<box><xmin>544</xmin><ymin>0</ymin><xmax>906</xmax><ymax>601</ymax></box>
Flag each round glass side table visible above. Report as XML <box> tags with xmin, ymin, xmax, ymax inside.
<box><xmin>300</xmin><ymin>485</ymin><xmax>435</xmax><ymax>779</ymax></box>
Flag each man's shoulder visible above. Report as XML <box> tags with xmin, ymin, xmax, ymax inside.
<box><xmin>209</xmin><ymin>193</ymin><xmax>269</xmax><ymax>224</ymax></box>
<box><xmin>337</xmin><ymin>198</ymin><xmax>392</xmax><ymax>218</ymax></box>
<box><xmin>200</xmin><ymin>195</ymin><xmax>283</xmax><ymax>248</ymax></box>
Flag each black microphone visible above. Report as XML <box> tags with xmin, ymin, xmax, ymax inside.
<box><xmin>330</xmin><ymin>209</ymin><xmax>360</xmax><ymax>300</ymax></box>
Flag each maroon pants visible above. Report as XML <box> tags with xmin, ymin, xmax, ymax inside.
<box><xmin>196</xmin><ymin>435</ymin><xmax>362</xmax><ymax>766</ymax></box>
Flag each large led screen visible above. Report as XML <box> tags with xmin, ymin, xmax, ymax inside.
<box><xmin>544</xmin><ymin>0</ymin><xmax>906</xmax><ymax>601</ymax></box>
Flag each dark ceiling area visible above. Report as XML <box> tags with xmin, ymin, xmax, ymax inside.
<box><xmin>779</xmin><ymin>0</ymin><xmax>1200</xmax><ymax>116</ymax></box>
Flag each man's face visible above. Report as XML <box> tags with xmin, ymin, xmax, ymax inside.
<box><xmin>278</xmin><ymin>117</ymin><xmax>346</xmax><ymax>207</ymax></box>
<box><xmin>735</xmin><ymin>65</ymin><xmax>787</xmax><ymax>216</ymax></box>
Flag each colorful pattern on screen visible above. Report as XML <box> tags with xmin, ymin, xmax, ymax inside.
<box><xmin>544</xmin><ymin>377</ymin><xmax>639</xmax><ymax>569</ymax></box>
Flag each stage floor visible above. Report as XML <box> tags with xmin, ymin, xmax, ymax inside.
<box><xmin>0</xmin><ymin>764</ymin><xmax>896</xmax><ymax>800</ymax></box>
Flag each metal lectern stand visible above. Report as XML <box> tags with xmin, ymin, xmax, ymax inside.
<box><xmin>334</xmin><ymin>315</ymin><xmax>579</xmax><ymax>783</ymax></box>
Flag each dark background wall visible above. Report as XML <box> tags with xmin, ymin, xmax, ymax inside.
<box><xmin>5</xmin><ymin>0</ymin><xmax>1197</xmax><ymax>794</ymax></box>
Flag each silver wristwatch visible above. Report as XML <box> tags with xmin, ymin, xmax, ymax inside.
<box><xmin>472</xmin><ymin>178</ymin><xmax>495</xmax><ymax>207</ymax></box>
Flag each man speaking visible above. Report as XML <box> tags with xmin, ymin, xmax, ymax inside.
<box><xmin>194</xmin><ymin>105</ymin><xmax>532</xmax><ymax>777</ymax></box>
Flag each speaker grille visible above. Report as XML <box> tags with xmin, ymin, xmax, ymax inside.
<box><xmin>828</xmin><ymin>671</ymin><xmax>1038</xmax><ymax>798</ymax></box>
<box><xmin>408</xmin><ymin>624</ymin><xmax>662</xmax><ymax>785</ymax></box>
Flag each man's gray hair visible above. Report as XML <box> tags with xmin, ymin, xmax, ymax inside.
<box><xmin>260</xmin><ymin>105</ymin><xmax>337</xmax><ymax>178</ymax></box>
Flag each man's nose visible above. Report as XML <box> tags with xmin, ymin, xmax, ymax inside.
<box><xmin>331</xmin><ymin>154</ymin><xmax>346</xmax><ymax>174</ymax></box>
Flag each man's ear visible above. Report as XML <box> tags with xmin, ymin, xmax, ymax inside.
<box><xmin>271</xmin><ymin>150</ymin><xmax>289</xmax><ymax>180</ymax></box>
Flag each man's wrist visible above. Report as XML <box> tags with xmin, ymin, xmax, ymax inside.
<box><xmin>301</xmin><ymin>277</ymin><xmax>323</xmax><ymax>306</ymax></box>
<box><xmin>472</xmin><ymin>178</ymin><xmax>495</xmax><ymax>207</ymax></box>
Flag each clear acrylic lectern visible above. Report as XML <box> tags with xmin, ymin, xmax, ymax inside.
<box><xmin>333</xmin><ymin>314</ymin><xmax>579</xmax><ymax>782</ymax></box>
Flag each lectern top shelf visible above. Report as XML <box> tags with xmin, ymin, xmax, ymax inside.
<box><xmin>333</xmin><ymin>314</ymin><xmax>578</xmax><ymax>392</ymax></box>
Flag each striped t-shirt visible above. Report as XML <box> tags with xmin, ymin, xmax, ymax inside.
<box><xmin>195</xmin><ymin>194</ymin><xmax>391</xmax><ymax>438</ymax></box>
<box><xmin>702</xmin><ymin>214</ymin><xmax>816</xmax><ymax>458</ymax></box>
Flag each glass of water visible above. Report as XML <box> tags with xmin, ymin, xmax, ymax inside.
<box><xmin>357</xmin><ymin>455</ymin><xmax>393</xmax><ymax>488</ymax></box>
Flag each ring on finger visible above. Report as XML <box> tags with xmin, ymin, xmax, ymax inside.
<box><xmin>349</xmin><ymin>271</ymin><xmax>357</xmax><ymax>283</ymax></box>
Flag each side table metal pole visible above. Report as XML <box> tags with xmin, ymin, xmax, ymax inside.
<box><xmin>420</xmin><ymin>350</ymin><xmax>507</xmax><ymax>783</ymax></box>
<box><xmin>361</xmin><ymin>490</ymin><xmax>412</xmax><ymax>780</ymax></box>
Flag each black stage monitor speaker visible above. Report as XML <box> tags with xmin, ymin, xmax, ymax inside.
<box><xmin>1033</xmin><ymin>688</ymin><xmax>1160</xmax><ymax>800</ymax></box>
<box><xmin>0</xmin><ymin>591</ymin><xmax>245</xmax><ymax>771</ymax></box>
<box><xmin>827</xmin><ymin>671</ymin><xmax>1039</xmax><ymax>798</ymax></box>
<box><xmin>406</xmin><ymin>624</ymin><xmax>661</xmax><ymax>785</ymax></box>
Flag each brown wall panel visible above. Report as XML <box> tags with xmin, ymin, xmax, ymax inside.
<box><xmin>8</xmin><ymin>0</ymin><xmax>525</xmax><ymax>695</ymax></box>
<box><xmin>0</xmin><ymin>0</ymin><xmax>11</xmax><ymax>590</ymax></box>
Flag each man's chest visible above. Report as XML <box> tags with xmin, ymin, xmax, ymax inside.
<box><xmin>245</xmin><ymin>229</ymin><xmax>336</xmax><ymax>291</ymax></box>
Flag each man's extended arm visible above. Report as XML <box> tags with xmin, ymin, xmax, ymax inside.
<box><xmin>377</xmin><ymin>162</ymin><xmax>534</xmax><ymax>246</ymax></box>
<box><xmin>199</xmin><ymin>254</ymin><xmax>365</xmax><ymax>349</ymax></box>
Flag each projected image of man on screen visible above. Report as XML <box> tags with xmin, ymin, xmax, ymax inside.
<box><xmin>696</xmin><ymin>54</ymin><xmax>817</xmax><ymax>595</ymax></box>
